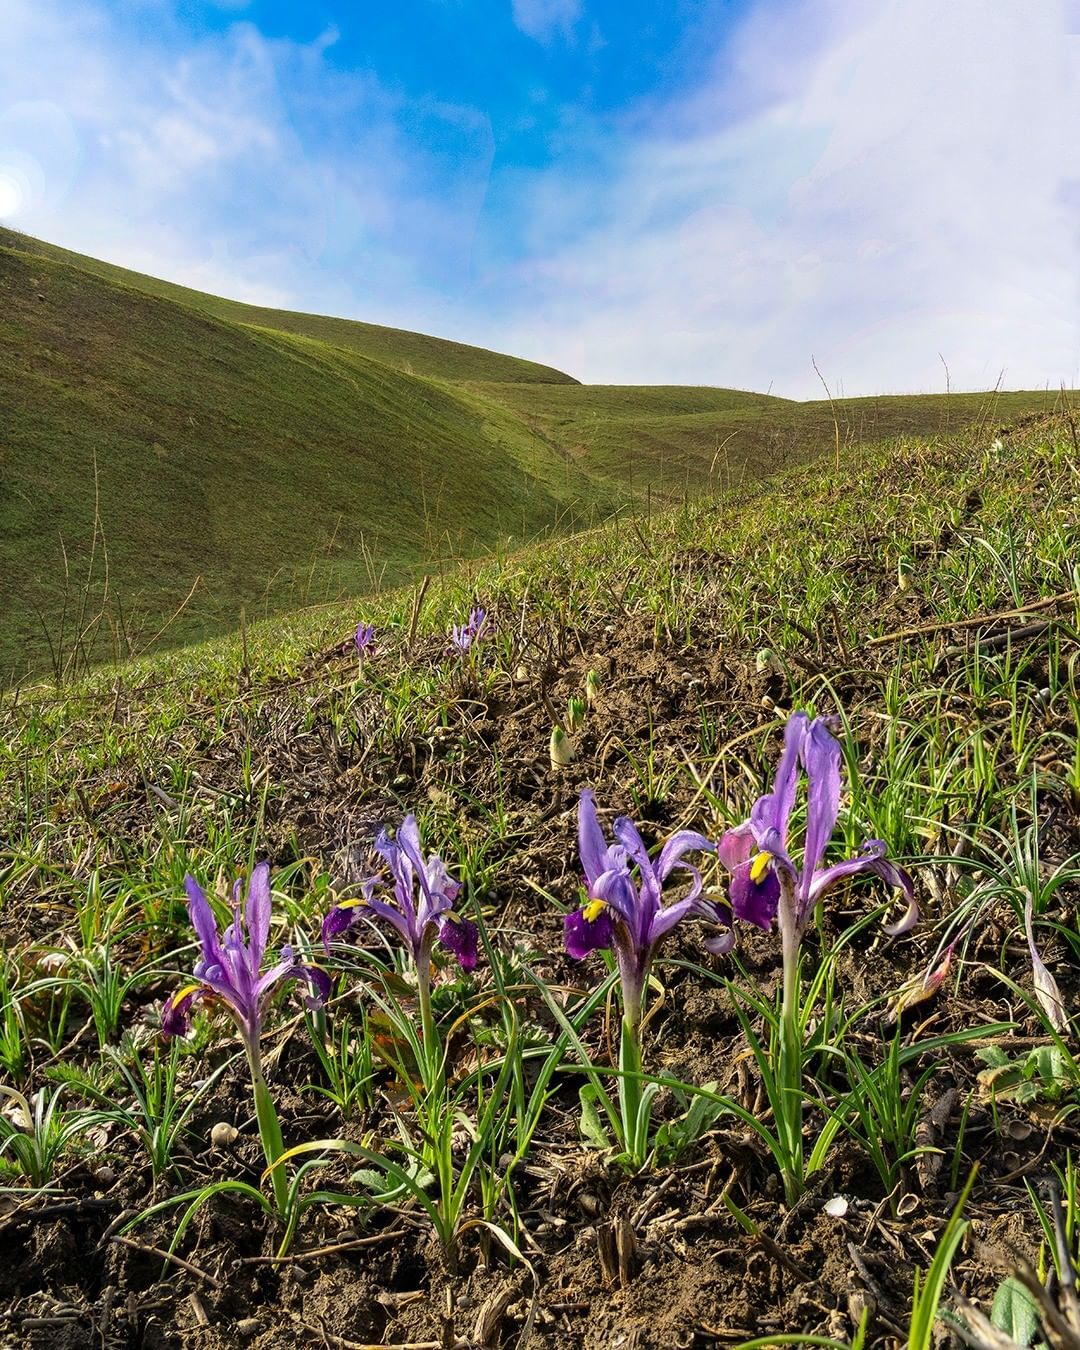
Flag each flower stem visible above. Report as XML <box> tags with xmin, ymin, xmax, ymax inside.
<box><xmin>778</xmin><ymin>884</ymin><xmax>805</xmax><ymax>1206</ymax></box>
<box><xmin>415</xmin><ymin>948</ymin><xmax>440</xmax><ymax>1091</ymax></box>
<box><xmin>615</xmin><ymin>1015</ymin><xmax>642</xmax><ymax>1166</ymax></box>
<box><xmin>245</xmin><ymin>1039</ymin><xmax>288</xmax><ymax>1217</ymax></box>
<box><xmin>619</xmin><ymin>1013</ymin><xmax>645</xmax><ymax>1165</ymax></box>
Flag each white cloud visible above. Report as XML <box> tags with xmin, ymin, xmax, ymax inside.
<box><xmin>492</xmin><ymin>0</ymin><xmax>1080</xmax><ymax>396</ymax></box>
<box><xmin>0</xmin><ymin>0</ymin><xmax>495</xmax><ymax>325</ymax></box>
<box><xmin>512</xmin><ymin>0</ymin><xmax>582</xmax><ymax>44</ymax></box>
<box><xmin>2</xmin><ymin>0</ymin><xmax>1077</xmax><ymax>397</ymax></box>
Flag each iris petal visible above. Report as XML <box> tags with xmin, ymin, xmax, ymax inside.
<box><xmin>799</xmin><ymin>717</ymin><xmax>842</xmax><ymax>892</ymax></box>
<box><xmin>611</xmin><ymin>817</ymin><xmax>656</xmax><ymax>890</ymax></box>
<box><xmin>437</xmin><ymin>914</ymin><xmax>479</xmax><ymax>970</ymax></box>
<box><xmin>656</xmin><ymin>830</ymin><xmax>714</xmax><ymax>882</ymax></box>
<box><xmin>806</xmin><ymin>840</ymin><xmax>917</xmax><ymax>934</ymax></box>
<box><xmin>259</xmin><ymin>958</ymin><xmax>332</xmax><ymax>1011</ymax></box>
<box><xmin>578</xmin><ymin>790</ymin><xmax>610</xmax><ymax>887</ymax></box>
<box><xmin>244</xmin><ymin>861</ymin><xmax>272</xmax><ymax>974</ymax></box>
<box><xmin>185</xmin><ymin>875</ymin><xmax>227</xmax><ymax>975</ymax></box>
<box><xmin>704</xmin><ymin>928</ymin><xmax>737</xmax><ymax>956</ymax></box>
<box><xmin>162</xmin><ymin>987</ymin><xmax>201</xmax><ymax>1038</ymax></box>
<box><xmin>729</xmin><ymin>860</ymin><xmax>780</xmax><ymax>929</ymax></box>
<box><xmin>565</xmin><ymin>905</ymin><xmax>615</xmax><ymax>958</ymax></box>
<box><xmin>590</xmin><ymin>866</ymin><xmax>639</xmax><ymax>928</ymax></box>
<box><xmin>749</xmin><ymin>712</ymin><xmax>807</xmax><ymax>844</ymax></box>
<box><xmin>321</xmin><ymin>903</ymin><xmax>361</xmax><ymax>951</ymax></box>
<box><xmin>717</xmin><ymin>822</ymin><xmax>755</xmax><ymax>872</ymax></box>
<box><xmin>648</xmin><ymin>894</ymin><xmax>698</xmax><ymax>944</ymax></box>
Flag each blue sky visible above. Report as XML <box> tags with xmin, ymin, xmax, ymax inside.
<box><xmin>2</xmin><ymin>0</ymin><xmax>1079</xmax><ymax>395</ymax></box>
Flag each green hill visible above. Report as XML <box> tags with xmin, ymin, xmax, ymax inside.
<box><xmin>0</xmin><ymin>225</ymin><xmax>1071</xmax><ymax>681</ymax></box>
<box><xmin>0</xmin><ymin>226</ymin><xmax>577</xmax><ymax>386</ymax></box>
<box><xmin>468</xmin><ymin>380</ymin><xmax>1066</xmax><ymax>491</ymax></box>
<box><xmin>0</xmin><ymin>234</ymin><xmax>601</xmax><ymax>679</ymax></box>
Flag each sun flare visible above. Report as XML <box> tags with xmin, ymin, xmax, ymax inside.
<box><xmin>0</xmin><ymin>171</ymin><xmax>24</xmax><ymax>219</ymax></box>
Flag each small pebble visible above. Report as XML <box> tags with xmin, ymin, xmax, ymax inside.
<box><xmin>210</xmin><ymin>1121</ymin><xmax>239</xmax><ymax>1148</ymax></box>
<box><xmin>236</xmin><ymin>1318</ymin><xmax>260</xmax><ymax>1338</ymax></box>
<box><xmin>824</xmin><ymin>1195</ymin><xmax>848</xmax><ymax>1218</ymax></box>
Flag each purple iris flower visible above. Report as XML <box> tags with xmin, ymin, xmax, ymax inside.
<box><xmin>564</xmin><ymin>790</ymin><xmax>714</xmax><ymax>1028</ymax></box>
<box><xmin>707</xmin><ymin>713</ymin><xmax>917</xmax><ymax>953</ymax></box>
<box><xmin>321</xmin><ymin>816</ymin><xmax>478</xmax><ymax>974</ymax></box>
<box><xmin>449</xmin><ymin>607</ymin><xmax>487</xmax><ymax>654</ymax></box>
<box><xmin>354</xmin><ymin>623</ymin><xmax>376</xmax><ymax>657</ymax></box>
<box><xmin>163</xmin><ymin>863</ymin><xmax>331</xmax><ymax>1050</ymax></box>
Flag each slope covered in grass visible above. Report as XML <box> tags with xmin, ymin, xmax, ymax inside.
<box><xmin>0</xmin><ymin>237</ymin><xmax>606</xmax><ymax>678</ymax></box>
<box><xmin>1</xmin><ymin>415</ymin><xmax>1077</xmax><ymax>1344</ymax></box>
<box><xmin>0</xmin><ymin>225</ymin><xmax>577</xmax><ymax>386</ymax></box>
<box><xmin>471</xmin><ymin>378</ymin><xmax>1067</xmax><ymax>489</ymax></box>
<box><xmin>2</xmin><ymin>224</ymin><xmax>1072</xmax><ymax>681</ymax></box>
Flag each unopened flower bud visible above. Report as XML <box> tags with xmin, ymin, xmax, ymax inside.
<box><xmin>550</xmin><ymin>726</ymin><xmax>576</xmax><ymax>768</ymax></box>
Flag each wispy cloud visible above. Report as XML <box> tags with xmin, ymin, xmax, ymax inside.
<box><xmin>0</xmin><ymin>0</ymin><xmax>494</xmax><ymax>321</ymax></box>
<box><xmin>511</xmin><ymin>0</ymin><xmax>583</xmax><ymax>44</ymax></box>
<box><xmin>492</xmin><ymin>0</ymin><xmax>1080</xmax><ymax>395</ymax></box>
<box><xmin>1</xmin><ymin>0</ymin><xmax>1077</xmax><ymax>395</ymax></box>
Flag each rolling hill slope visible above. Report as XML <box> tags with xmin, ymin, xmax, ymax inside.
<box><xmin>467</xmin><ymin>380</ymin><xmax>1065</xmax><ymax>491</ymax></box>
<box><xmin>0</xmin><ymin>225</ymin><xmax>1070</xmax><ymax>680</ymax></box>
<box><xmin>0</xmin><ymin>226</ymin><xmax>576</xmax><ymax>386</ymax></box>
<box><xmin>0</xmin><ymin>237</ymin><xmax>602</xmax><ymax>677</ymax></box>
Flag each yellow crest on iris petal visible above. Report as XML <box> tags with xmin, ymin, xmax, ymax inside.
<box><xmin>749</xmin><ymin>851</ymin><xmax>773</xmax><ymax>884</ymax></box>
<box><xmin>581</xmin><ymin>899</ymin><xmax>607</xmax><ymax>924</ymax></box>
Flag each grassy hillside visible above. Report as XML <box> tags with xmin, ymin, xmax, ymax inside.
<box><xmin>471</xmin><ymin>378</ymin><xmax>1067</xmax><ymax>489</ymax></box>
<box><xmin>0</xmin><ymin>225</ymin><xmax>577</xmax><ymax>386</ymax></box>
<box><xmin>0</xmin><ymin>239</ymin><xmax>606</xmax><ymax>678</ymax></box>
<box><xmin>1</xmin><ymin>415</ymin><xmax>1077</xmax><ymax>1342</ymax></box>
<box><xmin>1</xmin><ymin>225</ymin><xmax>1073</xmax><ymax>681</ymax></box>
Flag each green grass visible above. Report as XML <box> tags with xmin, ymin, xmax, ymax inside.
<box><xmin>470</xmin><ymin>379</ymin><xmax>1070</xmax><ymax>490</ymax></box>
<box><xmin>6</xmin><ymin>412</ymin><xmax>1075</xmax><ymax>824</ymax></box>
<box><xmin>0</xmin><ymin>237</ymin><xmax>607</xmax><ymax>678</ymax></box>
<box><xmin>2</xmin><ymin>223</ymin><xmax>1075</xmax><ymax>681</ymax></box>
<box><xmin>0</xmin><ymin>411</ymin><xmax>1077</xmax><ymax>1337</ymax></box>
<box><xmin>0</xmin><ymin>226</ymin><xmax>577</xmax><ymax>386</ymax></box>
